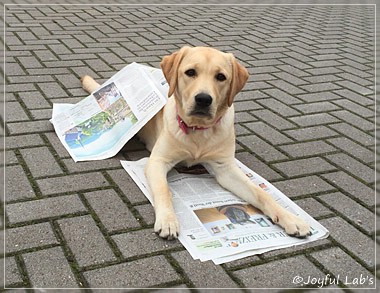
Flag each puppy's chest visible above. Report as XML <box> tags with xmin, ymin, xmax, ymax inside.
<box><xmin>181</xmin><ymin>133</ymin><xmax>230</xmax><ymax>165</ymax></box>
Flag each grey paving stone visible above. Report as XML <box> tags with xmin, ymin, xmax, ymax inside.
<box><xmin>20</xmin><ymin>146</ymin><xmax>63</xmax><ymax>178</ymax></box>
<box><xmin>2</xmin><ymin>257</ymin><xmax>23</xmax><ymax>287</ymax></box>
<box><xmin>84</xmin><ymin>189</ymin><xmax>140</xmax><ymax>232</ymax></box>
<box><xmin>237</xmin><ymin>135</ymin><xmax>288</xmax><ymax>163</ymax></box>
<box><xmin>319</xmin><ymin>192</ymin><xmax>374</xmax><ymax>234</ymax></box>
<box><xmin>310</xmin><ymin>247</ymin><xmax>375</xmax><ymax>288</ymax></box>
<box><xmin>6</xmin><ymin>62</ymin><xmax>26</xmax><ymax>76</ymax></box>
<box><xmin>5</xmin><ymin>134</ymin><xmax>44</xmax><ymax>149</ymax></box>
<box><xmin>276</xmin><ymin>64</ymin><xmax>311</xmax><ymax>78</ymax></box>
<box><xmin>6</xmin><ymin>194</ymin><xmax>87</xmax><ymax>224</ymax></box>
<box><xmin>112</xmin><ymin>229</ymin><xmax>182</xmax><ymax>258</ymax></box>
<box><xmin>293</xmin><ymin>101</ymin><xmax>341</xmax><ymax>114</ymax></box>
<box><xmin>300</xmin><ymin>82</ymin><xmax>341</xmax><ymax>93</ymax></box>
<box><xmin>281</xmin><ymin>57</ymin><xmax>313</xmax><ymax>70</ymax></box>
<box><xmin>34</xmin><ymin>49</ymin><xmax>58</xmax><ymax>62</ymax></box>
<box><xmin>273</xmin><ymin>175</ymin><xmax>335</xmax><ymax>198</ymax></box>
<box><xmin>303</xmin><ymin>74</ymin><xmax>342</xmax><ymax>84</ymax></box>
<box><xmin>284</xmin><ymin>51</ymin><xmax>314</xmax><ymax>64</ymax></box>
<box><xmin>235</xmin><ymin>124</ymin><xmax>252</xmax><ymax>136</ymax></box>
<box><xmin>17</xmin><ymin>56</ymin><xmax>43</xmax><ymax>68</ymax></box>
<box><xmin>83</xmin><ymin>255</ymin><xmax>180</xmax><ymax>288</ymax></box>
<box><xmin>234</xmin><ymin>100</ymin><xmax>262</xmax><ymax>112</ymax></box>
<box><xmin>58</xmin><ymin>215</ymin><xmax>117</xmax><ymax>267</ymax></box>
<box><xmin>335</xmin><ymin>80</ymin><xmax>372</xmax><ymax>96</ymax></box>
<box><xmin>7</xmin><ymin>120</ymin><xmax>53</xmax><ymax>135</ymax></box>
<box><xmin>334</xmin><ymin>89</ymin><xmax>373</xmax><ymax>106</ymax></box>
<box><xmin>85</xmin><ymin>58</ymin><xmax>113</xmax><ymax>73</ymax></box>
<box><xmin>290</xmin><ymin>113</ymin><xmax>340</xmax><ymax>127</ymax></box>
<box><xmin>4</xmin><ymin>150</ymin><xmax>18</xmax><ymax>165</ymax></box>
<box><xmin>5</xmin><ymin>165</ymin><xmax>35</xmax><ymax>202</ymax></box>
<box><xmin>121</xmin><ymin>137</ymin><xmax>147</xmax><ymax>153</ymax></box>
<box><xmin>263</xmin><ymin>88</ymin><xmax>303</xmax><ymax>105</ymax></box>
<box><xmin>332</xmin><ymin>100</ymin><xmax>374</xmax><ymax>118</ymax></box>
<box><xmin>30</xmin><ymin>108</ymin><xmax>53</xmax><ymax>120</ymax></box>
<box><xmin>319</xmin><ymin>217</ymin><xmax>375</xmax><ymax>268</ymax></box>
<box><xmin>327</xmin><ymin>137</ymin><xmax>374</xmax><ymax>164</ymax></box>
<box><xmin>330</xmin><ymin>110</ymin><xmax>374</xmax><ymax>131</ymax></box>
<box><xmin>279</xmin><ymin>141</ymin><xmax>336</xmax><ymax>158</ymax></box>
<box><xmin>18</xmin><ymin>91</ymin><xmax>51</xmax><ymax>109</ymax></box>
<box><xmin>330</xmin><ymin>123</ymin><xmax>374</xmax><ymax>146</ymax></box>
<box><xmin>233</xmin><ymin>255</ymin><xmax>324</xmax><ymax>288</ymax></box>
<box><xmin>325</xmin><ymin>153</ymin><xmax>374</xmax><ymax>184</ymax></box>
<box><xmin>62</xmin><ymin>156</ymin><xmax>122</xmax><ymax>173</ymax></box>
<box><xmin>249</xmin><ymin>59</ymin><xmax>283</xmax><ymax>68</ymax></box>
<box><xmin>36</xmin><ymin>172</ymin><xmax>109</xmax><ymax>195</ymax></box>
<box><xmin>5</xmin><ymin>222</ymin><xmax>58</xmax><ymax>253</ymax></box>
<box><xmin>23</xmin><ymin>246</ymin><xmax>78</xmax><ymax>288</ymax></box>
<box><xmin>257</xmin><ymin>98</ymin><xmax>300</xmax><ymax>117</ymax></box>
<box><xmin>338</xmin><ymin>62</ymin><xmax>371</xmax><ymax>74</ymax></box>
<box><xmin>294</xmin><ymin>197</ymin><xmax>334</xmax><ymax>219</ymax></box>
<box><xmin>235</xmin><ymin>152</ymin><xmax>283</xmax><ymax>181</ymax></box>
<box><xmin>5</xmin><ymin>101</ymin><xmax>29</xmax><ymax>122</ymax></box>
<box><xmin>273</xmin><ymin>71</ymin><xmax>308</xmax><ymax>86</ymax></box>
<box><xmin>251</xmin><ymin>109</ymin><xmax>296</xmax><ymax>130</ymax></box>
<box><xmin>123</xmin><ymin>149</ymin><xmax>150</xmax><ymax>161</ymax></box>
<box><xmin>273</xmin><ymin>157</ymin><xmax>336</xmax><ymax>177</ymax></box>
<box><xmin>107</xmin><ymin>169</ymin><xmax>149</xmax><ymax>204</ymax></box>
<box><xmin>284</xmin><ymin>125</ymin><xmax>338</xmax><ymax>141</ymax></box>
<box><xmin>134</xmin><ymin>204</ymin><xmax>155</xmax><ymax>226</ymax></box>
<box><xmin>297</xmin><ymin>92</ymin><xmax>341</xmax><ymax>103</ymax></box>
<box><xmin>268</xmin><ymin>80</ymin><xmax>305</xmax><ymax>95</ymax></box>
<box><xmin>234</xmin><ymin>111</ymin><xmax>256</xmax><ymax>123</ymax></box>
<box><xmin>321</xmin><ymin>171</ymin><xmax>374</xmax><ymax>207</ymax></box>
<box><xmin>172</xmin><ymin>250</ymin><xmax>238</xmax><ymax>288</ymax></box>
<box><xmin>243</xmin><ymin>121</ymin><xmax>293</xmax><ymax>145</ymax></box>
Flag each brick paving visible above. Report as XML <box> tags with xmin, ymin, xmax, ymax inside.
<box><xmin>2</xmin><ymin>2</ymin><xmax>377</xmax><ymax>290</ymax></box>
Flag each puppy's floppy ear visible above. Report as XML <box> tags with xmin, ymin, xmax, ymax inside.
<box><xmin>160</xmin><ymin>46</ymin><xmax>191</xmax><ymax>97</ymax></box>
<box><xmin>227</xmin><ymin>54</ymin><xmax>249</xmax><ymax>107</ymax></box>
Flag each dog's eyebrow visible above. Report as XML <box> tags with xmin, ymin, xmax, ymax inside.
<box><xmin>214</xmin><ymin>66</ymin><xmax>229</xmax><ymax>76</ymax></box>
<box><xmin>182</xmin><ymin>63</ymin><xmax>200</xmax><ymax>70</ymax></box>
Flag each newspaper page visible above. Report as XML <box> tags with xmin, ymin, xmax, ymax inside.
<box><xmin>120</xmin><ymin>158</ymin><xmax>329</xmax><ymax>264</ymax></box>
<box><xmin>50</xmin><ymin>63</ymin><xmax>168</xmax><ymax>161</ymax></box>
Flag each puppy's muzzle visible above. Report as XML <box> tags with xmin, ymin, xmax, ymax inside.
<box><xmin>191</xmin><ymin>93</ymin><xmax>212</xmax><ymax>116</ymax></box>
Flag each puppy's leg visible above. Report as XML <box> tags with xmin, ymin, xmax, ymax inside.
<box><xmin>145</xmin><ymin>157</ymin><xmax>179</xmax><ymax>240</ymax></box>
<box><xmin>208</xmin><ymin>160</ymin><xmax>311</xmax><ymax>237</ymax></box>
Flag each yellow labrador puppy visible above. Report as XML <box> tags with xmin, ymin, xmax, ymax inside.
<box><xmin>82</xmin><ymin>46</ymin><xmax>311</xmax><ymax>240</ymax></box>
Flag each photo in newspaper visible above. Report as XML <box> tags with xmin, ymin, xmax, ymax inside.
<box><xmin>194</xmin><ymin>204</ymin><xmax>273</xmax><ymax>236</ymax></box>
<box><xmin>50</xmin><ymin>63</ymin><xmax>168</xmax><ymax>162</ymax></box>
<box><xmin>120</xmin><ymin>158</ymin><xmax>329</xmax><ymax>264</ymax></box>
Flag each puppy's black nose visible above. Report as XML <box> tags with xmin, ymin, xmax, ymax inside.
<box><xmin>195</xmin><ymin>93</ymin><xmax>212</xmax><ymax>108</ymax></box>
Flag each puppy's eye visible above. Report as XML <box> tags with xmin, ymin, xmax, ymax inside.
<box><xmin>185</xmin><ymin>69</ymin><xmax>196</xmax><ymax>77</ymax></box>
<box><xmin>216</xmin><ymin>73</ymin><xmax>226</xmax><ymax>81</ymax></box>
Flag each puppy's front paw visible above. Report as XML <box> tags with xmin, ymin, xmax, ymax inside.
<box><xmin>275</xmin><ymin>211</ymin><xmax>311</xmax><ymax>238</ymax></box>
<box><xmin>154</xmin><ymin>212</ymin><xmax>180</xmax><ymax>240</ymax></box>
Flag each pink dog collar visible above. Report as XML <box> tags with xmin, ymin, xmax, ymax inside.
<box><xmin>176</xmin><ymin>114</ymin><xmax>222</xmax><ymax>134</ymax></box>
<box><xmin>177</xmin><ymin>115</ymin><xmax>208</xmax><ymax>134</ymax></box>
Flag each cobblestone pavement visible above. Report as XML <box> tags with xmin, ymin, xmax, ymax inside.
<box><xmin>2</xmin><ymin>3</ymin><xmax>377</xmax><ymax>291</ymax></box>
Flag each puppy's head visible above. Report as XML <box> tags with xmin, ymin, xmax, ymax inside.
<box><xmin>160</xmin><ymin>46</ymin><xmax>248</xmax><ymax>127</ymax></box>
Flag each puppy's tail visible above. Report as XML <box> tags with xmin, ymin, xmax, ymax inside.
<box><xmin>81</xmin><ymin>75</ymin><xmax>101</xmax><ymax>94</ymax></box>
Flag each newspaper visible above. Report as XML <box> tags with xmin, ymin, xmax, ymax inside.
<box><xmin>121</xmin><ymin>158</ymin><xmax>329</xmax><ymax>264</ymax></box>
<box><xmin>50</xmin><ymin>63</ymin><xmax>168</xmax><ymax>161</ymax></box>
